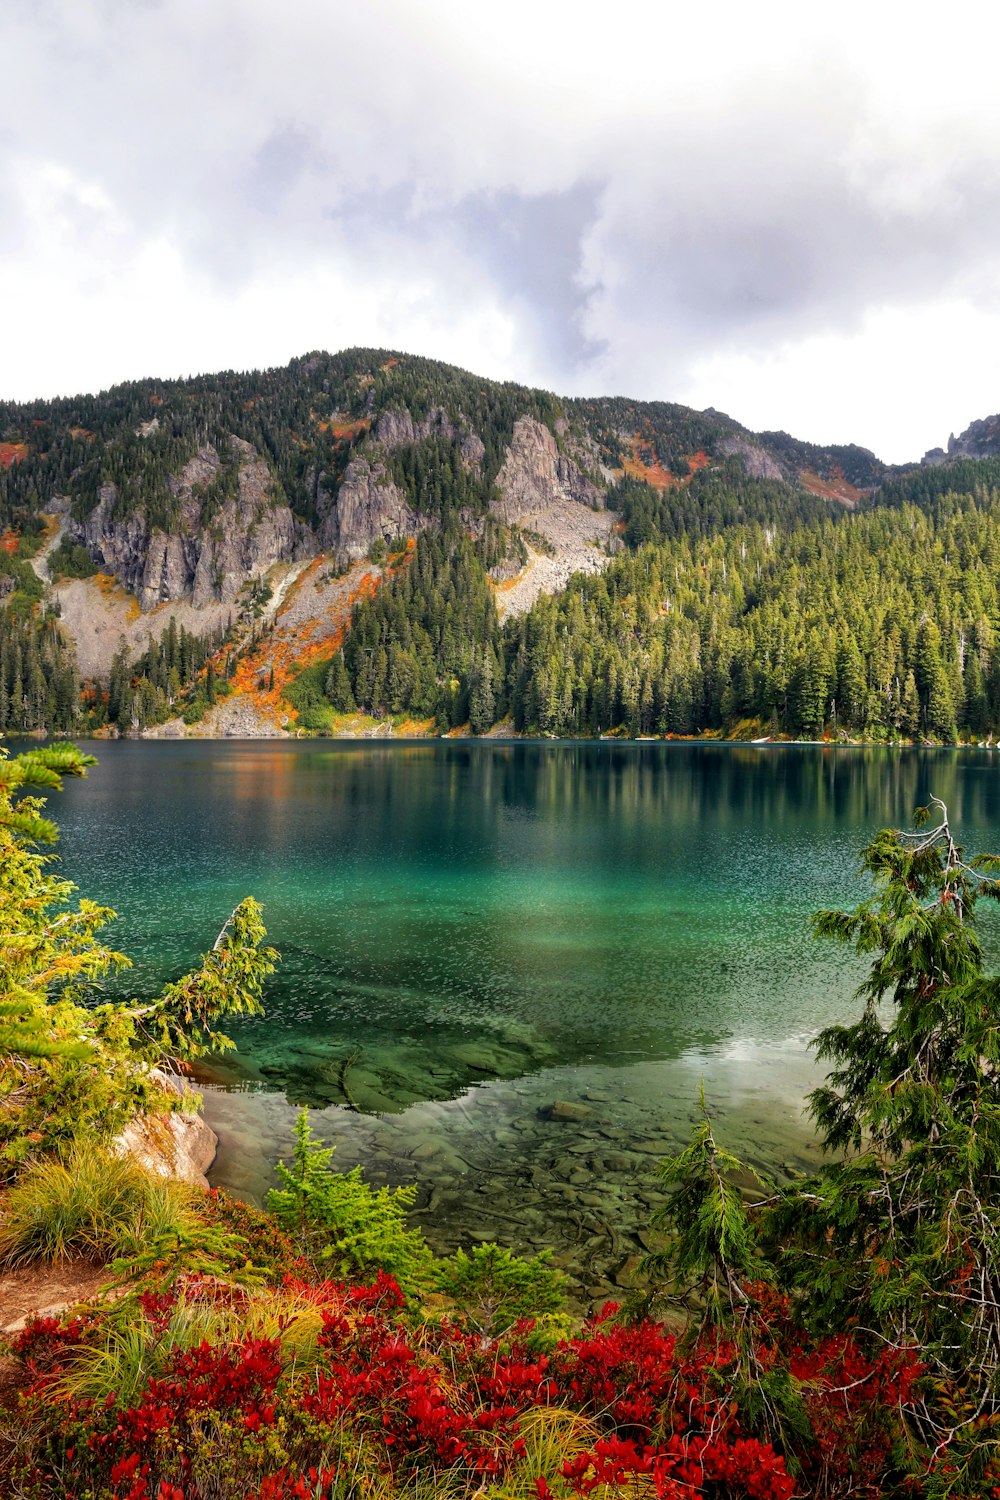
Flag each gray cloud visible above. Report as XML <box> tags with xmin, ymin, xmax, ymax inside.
<box><xmin>326</xmin><ymin>178</ymin><xmax>605</xmax><ymax>371</ymax></box>
<box><xmin>3</xmin><ymin>0</ymin><xmax>1000</xmax><ymax>455</ymax></box>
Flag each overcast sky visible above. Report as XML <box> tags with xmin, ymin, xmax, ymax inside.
<box><xmin>3</xmin><ymin>1</ymin><xmax>1000</xmax><ymax>462</ymax></box>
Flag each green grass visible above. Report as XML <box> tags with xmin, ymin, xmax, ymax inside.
<box><xmin>0</xmin><ymin>1146</ymin><xmax>198</xmax><ymax>1268</ymax></box>
<box><xmin>57</xmin><ymin>1285</ymin><xmax>329</xmax><ymax>1405</ymax></box>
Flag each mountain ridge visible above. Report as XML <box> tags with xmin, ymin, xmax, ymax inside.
<box><xmin>4</xmin><ymin>347</ymin><xmax>1000</xmax><ymax>744</ymax></box>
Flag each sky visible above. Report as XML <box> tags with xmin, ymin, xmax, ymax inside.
<box><xmin>3</xmin><ymin>1</ymin><xmax>1000</xmax><ymax>462</ymax></box>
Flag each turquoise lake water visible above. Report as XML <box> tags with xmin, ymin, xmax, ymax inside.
<box><xmin>41</xmin><ymin>739</ymin><xmax>1000</xmax><ymax>1304</ymax></box>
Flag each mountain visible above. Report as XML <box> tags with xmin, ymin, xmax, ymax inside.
<box><xmin>2</xmin><ymin>347</ymin><xmax>1000</xmax><ymax>744</ymax></box>
<box><xmin>0</xmin><ymin>347</ymin><xmax>886</xmax><ymax>609</ymax></box>
<box><xmin>922</xmin><ymin>412</ymin><xmax>1000</xmax><ymax>467</ymax></box>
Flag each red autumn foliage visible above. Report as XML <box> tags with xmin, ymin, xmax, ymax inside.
<box><xmin>622</xmin><ymin>434</ymin><xmax>710</xmax><ymax>492</ymax></box>
<box><xmin>0</xmin><ymin>1271</ymin><xmax>939</xmax><ymax>1500</ymax></box>
<box><xmin>799</xmin><ymin>467</ymin><xmax>861</xmax><ymax>507</ymax></box>
<box><xmin>0</xmin><ymin>440</ymin><xmax>28</xmax><ymax>469</ymax></box>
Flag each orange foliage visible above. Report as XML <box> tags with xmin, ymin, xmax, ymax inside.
<box><xmin>799</xmin><ymin>468</ymin><xmax>860</xmax><ymax>507</ymax></box>
<box><xmin>92</xmin><ymin>572</ymin><xmax>142</xmax><ymax>622</ymax></box>
<box><xmin>0</xmin><ymin>442</ymin><xmax>28</xmax><ymax>469</ymax></box>
<box><xmin>314</xmin><ymin>416</ymin><xmax>371</xmax><ymax>441</ymax></box>
<box><xmin>228</xmin><ymin>542</ymin><xmax>416</xmax><ymax>723</ymax></box>
<box><xmin>0</xmin><ymin>530</ymin><xmax>18</xmax><ymax>555</ymax></box>
<box><xmin>621</xmin><ymin>435</ymin><xmax>710</xmax><ymax>492</ymax></box>
<box><xmin>493</xmin><ymin>577</ymin><xmax>521</xmax><ymax>593</ymax></box>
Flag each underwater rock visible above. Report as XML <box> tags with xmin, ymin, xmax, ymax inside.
<box><xmin>544</xmin><ymin>1100</ymin><xmax>593</xmax><ymax>1122</ymax></box>
<box><xmin>445</xmin><ymin>1043</ymin><xmax>509</xmax><ymax>1074</ymax></box>
<box><xmin>602</xmin><ymin>1152</ymin><xmax>638</xmax><ymax>1172</ymax></box>
<box><xmin>614</xmin><ymin>1254</ymin><xmax>644</xmax><ymax>1289</ymax></box>
<box><xmin>409</xmin><ymin>1140</ymin><xmax>443</xmax><ymax>1161</ymax></box>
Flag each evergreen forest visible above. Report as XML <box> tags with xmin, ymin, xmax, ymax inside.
<box><xmin>3</xmin><ymin>349</ymin><xmax>1000</xmax><ymax>742</ymax></box>
<box><xmin>295</xmin><ymin>474</ymin><xmax>1000</xmax><ymax>743</ymax></box>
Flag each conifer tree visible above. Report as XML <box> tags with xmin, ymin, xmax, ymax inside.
<box><xmin>785</xmin><ymin>804</ymin><xmax>1000</xmax><ymax>1475</ymax></box>
<box><xmin>0</xmin><ymin>745</ymin><xmax>277</xmax><ymax>1170</ymax></box>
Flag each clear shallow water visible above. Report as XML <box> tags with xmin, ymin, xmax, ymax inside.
<box><xmin>40</xmin><ymin>739</ymin><xmax>1000</xmax><ymax>1305</ymax></box>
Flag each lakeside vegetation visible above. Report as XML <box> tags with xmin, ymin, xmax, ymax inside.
<box><xmin>283</xmin><ymin>480</ymin><xmax>1000</xmax><ymax>743</ymax></box>
<box><xmin>2</xmin><ymin>746</ymin><xmax>1000</xmax><ymax>1495</ymax></box>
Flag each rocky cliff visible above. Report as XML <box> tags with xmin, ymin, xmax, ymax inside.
<box><xmin>71</xmin><ymin>439</ymin><xmax>312</xmax><ymax>612</ymax></box>
<box><xmin>14</xmin><ymin>345</ymin><xmax>998</xmax><ymax>685</ymax></box>
<box><xmin>316</xmin><ymin>454</ymin><xmax>422</xmax><ymax>558</ymax></box>
<box><xmin>375</xmin><ymin>405</ymin><xmax>486</xmax><ymax>470</ymax></box>
<box><xmin>923</xmin><ymin>413</ymin><xmax>1000</xmax><ymax>466</ymax></box>
<box><xmin>493</xmin><ymin>416</ymin><xmax>603</xmax><ymax>523</ymax></box>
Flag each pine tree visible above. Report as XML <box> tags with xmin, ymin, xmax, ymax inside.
<box><xmin>325</xmin><ymin>654</ymin><xmax>356</xmax><ymax>713</ymax></box>
<box><xmin>0</xmin><ymin>744</ymin><xmax>278</xmax><ymax>1167</ymax></box>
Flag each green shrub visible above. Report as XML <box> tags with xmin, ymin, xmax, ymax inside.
<box><xmin>199</xmin><ymin>1188</ymin><xmax>299</xmax><ymax>1280</ymax></box>
<box><xmin>182</xmin><ymin>695</ymin><xmax>209</xmax><ymax>724</ymax></box>
<box><xmin>47</xmin><ymin>539</ymin><xmax>98</xmax><ymax>580</ymax></box>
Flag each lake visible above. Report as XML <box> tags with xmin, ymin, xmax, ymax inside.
<box><xmin>44</xmin><ymin>739</ymin><xmax>1000</xmax><ymax>1304</ymax></box>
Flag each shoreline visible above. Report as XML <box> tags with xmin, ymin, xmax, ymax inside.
<box><xmin>7</xmin><ymin>726</ymin><xmax>996</xmax><ymax>750</ymax></box>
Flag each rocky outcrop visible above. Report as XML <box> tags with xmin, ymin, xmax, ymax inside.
<box><xmin>493</xmin><ymin>417</ymin><xmax>604</xmax><ymax>524</ymax></box>
<box><xmin>113</xmin><ymin>1071</ymin><xmax>218</xmax><ymax>1188</ymax></box>
<box><xmin>922</xmin><ymin>415</ymin><xmax>1000</xmax><ymax>466</ymax></box>
<box><xmin>376</xmin><ymin>406</ymin><xmax>451</xmax><ymax>448</ymax></box>
<box><xmin>71</xmin><ymin>440</ymin><xmax>313</xmax><ymax>612</ymax></box>
<box><xmin>77</xmin><ymin>484</ymin><xmax>153</xmax><ymax>592</ymax></box>
<box><xmin>376</xmin><ymin>406</ymin><xmax>485</xmax><ymax>472</ymax></box>
<box><xmin>718</xmin><ymin>435</ymin><xmax>785</xmax><ymax>482</ymax></box>
<box><xmin>460</xmin><ymin>430</ymin><xmax>486</xmax><ymax>470</ymax></box>
<box><xmin>317</xmin><ymin>455</ymin><xmax>422</xmax><ymax>559</ymax></box>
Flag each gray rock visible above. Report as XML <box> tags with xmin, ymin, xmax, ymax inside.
<box><xmin>317</xmin><ymin>456</ymin><xmax>422</xmax><ymax>559</ymax></box>
<box><xmin>113</xmin><ymin>1070</ymin><xmax>218</xmax><ymax>1188</ymax></box>
<box><xmin>717</xmin><ymin>435</ymin><xmax>784</xmax><ymax>482</ymax></box>
<box><xmin>410</xmin><ymin>1140</ymin><xmax>443</xmax><ymax>1161</ymax></box>
<box><xmin>544</xmin><ymin>1100</ymin><xmax>593</xmax><ymax>1122</ymax></box>
<box><xmin>614</xmin><ymin>1254</ymin><xmax>644</xmax><ymax>1289</ymax></box>
<box><xmin>493</xmin><ymin>417</ymin><xmax>603</xmax><ymax>524</ymax></box>
<box><xmin>72</xmin><ymin>441</ymin><xmax>312</xmax><ymax>612</ymax></box>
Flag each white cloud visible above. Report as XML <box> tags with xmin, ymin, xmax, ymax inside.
<box><xmin>2</xmin><ymin>0</ymin><xmax>1000</xmax><ymax>460</ymax></box>
<box><xmin>677</xmin><ymin>301</ymin><xmax>1000</xmax><ymax>461</ymax></box>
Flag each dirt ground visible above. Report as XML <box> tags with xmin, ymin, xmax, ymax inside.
<box><xmin>0</xmin><ymin>1257</ymin><xmax>112</xmax><ymax>1335</ymax></box>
